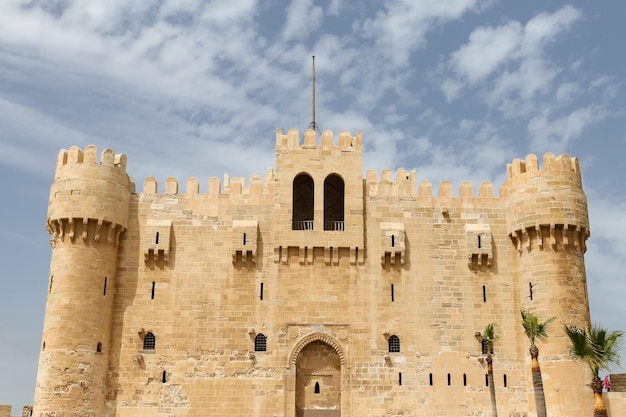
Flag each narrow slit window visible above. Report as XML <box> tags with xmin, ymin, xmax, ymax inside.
<box><xmin>483</xmin><ymin>285</ymin><xmax>486</xmax><ymax>303</ymax></box>
<box><xmin>255</xmin><ymin>333</ymin><xmax>267</xmax><ymax>352</ymax></box>
<box><xmin>503</xmin><ymin>374</ymin><xmax>507</xmax><ymax>387</ymax></box>
<box><xmin>243</xmin><ymin>233</ymin><xmax>247</xmax><ymax>245</ymax></box>
<box><xmin>463</xmin><ymin>373</ymin><xmax>467</xmax><ymax>386</ymax></box>
<box><xmin>447</xmin><ymin>373</ymin><xmax>451</xmax><ymax>386</ymax></box>
<box><xmin>260</xmin><ymin>282</ymin><xmax>264</xmax><ymax>300</ymax></box>
<box><xmin>151</xmin><ymin>282</ymin><xmax>155</xmax><ymax>300</ymax></box>
<box><xmin>103</xmin><ymin>277</ymin><xmax>107</xmax><ymax>296</ymax></box>
<box><xmin>155</xmin><ymin>232</ymin><xmax>159</xmax><ymax>244</ymax></box>
<box><xmin>399</xmin><ymin>372</ymin><xmax>402</xmax><ymax>386</ymax></box>
<box><xmin>529</xmin><ymin>282</ymin><xmax>533</xmax><ymax>300</ymax></box>
<box><xmin>388</xmin><ymin>335</ymin><xmax>400</xmax><ymax>353</ymax></box>
<box><xmin>49</xmin><ymin>276</ymin><xmax>53</xmax><ymax>293</ymax></box>
<box><xmin>391</xmin><ymin>284</ymin><xmax>395</xmax><ymax>302</ymax></box>
<box><xmin>314</xmin><ymin>381</ymin><xmax>320</xmax><ymax>394</ymax></box>
<box><xmin>391</xmin><ymin>235</ymin><xmax>395</xmax><ymax>247</ymax></box>
<box><xmin>485</xmin><ymin>374</ymin><xmax>489</xmax><ymax>387</ymax></box>
<box><xmin>143</xmin><ymin>332</ymin><xmax>156</xmax><ymax>350</ymax></box>
<box><xmin>162</xmin><ymin>370</ymin><xmax>167</xmax><ymax>383</ymax></box>
<box><xmin>429</xmin><ymin>373</ymin><xmax>433</xmax><ymax>386</ymax></box>
<box><xmin>96</xmin><ymin>342</ymin><xmax>102</xmax><ymax>353</ymax></box>
<box><xmin>478</xmin><ymin>235</ymin><xmax>481</xmax><ymax>248</ymax></box>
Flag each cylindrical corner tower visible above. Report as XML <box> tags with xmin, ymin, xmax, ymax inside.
<box><xmin>505</xmin><ymin>152</ymin><xmax>592</xmax><ymax>417</ymax></box>
<box><xmin>33</xmin><ymin>145</ymin><xmax>132</xmax><ymax>416</ymax></box>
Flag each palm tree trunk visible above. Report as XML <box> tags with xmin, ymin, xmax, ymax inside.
<box><xmin>591</xmin><ymin>376</ymin><xmax>608</xmax><ymax>417</ymax></box>
<box><xmin>487</xmin><ymin>353</ymin><xmax>498</xmax><ymax>417</ymax></box>
<box><xmin>530</xmin><ymin>346</ymin><xmax>547</xmax><ymax>417</ymax></box>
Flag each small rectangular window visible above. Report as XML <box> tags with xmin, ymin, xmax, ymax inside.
<box><xmin>391</xmin><ymin>235</ymin><xmax>395</xmax><ymax>247</ymax></box>
<box><xmin>162</xmin><ymin>370</ymin><xmax>167</xmax><ymax>383</ymax></box>
<box><xmin>429</xmin><ymin>373</ymin><xmax>433</xmax><ymax>386</ymax></box>
<box><xmin>463</xmin><ymin>373</ymin><xmax>467</xmax><ymax>386</ymax></box>
<box><xmin>503</xmin><ymin>374</ymin><xmax>507</xmax><ymax>387</ymax></box>
<box><xmin>398</xmin><ymin>372</ymin><xmax>402</xmax><ymax>386</ymax></box>
<box><xmin>478</xmin><ymin>235</ymin><xmax>482</xmax><ymax>248</ymax></box>
<box><xmin>447</xmin><ymin>373</ymin><xmax>451</xmax><ymax>386</ymax></box>
<box><xmin>155</xmin><ymin>232</ymin><xmax>159</xmax><ymax>244</ymax></box>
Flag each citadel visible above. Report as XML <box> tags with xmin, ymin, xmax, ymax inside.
<box><xmin>21</xmin><ymin>127</ymin><xmax>626</xmax><ymax>416</ymax></box>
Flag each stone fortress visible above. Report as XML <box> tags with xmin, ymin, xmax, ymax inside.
<box><xmin>27</xmin><ymin>127</ymin><xmax>622</xmax><ymax>416</ymax></box>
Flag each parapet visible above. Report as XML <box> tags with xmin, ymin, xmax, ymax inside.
<box><xmin>55</xmin><ymin>145</ymin><xmax>128</xmax><ymax>178</ymax></box>
<box><xmin>48</xmin><ymin>145</ymin><xmax>133</xmax><ymax>245</ymax></box>
<box><xmin>275</xmin><ymin>128</ymin><xmax>362</xmax><ymax>152</ymax></box>
<box><xmin>505</xmin><ymin>152</ymin><xmax>582</xmax><ymax>188</ymax></box>
<box><xmin>141</xmin><ymin>168</ymin><xmax>275</xmax><ymax>197</ymax></box>
<box><xmin>365</xmin><ymin>169</ymin><xmax>496</xmax><ymax>200</ymax></box>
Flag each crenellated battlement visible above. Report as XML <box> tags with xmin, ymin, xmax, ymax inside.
<box><xmin>506</xmin><ymin>152</ymin><xmax>582</xmax><ymax>186</ymax></box>
<box><xmin>365</xmin><ymin>168</ymin><xmax>496</xmax><ymax>199</ymax></box>
<box><xmin>141</xmin><ymin>168</ymin><xmax>276</xmax><ymax>196</ymax></box>
<box><xmin>55</xmin><ymin>145</ymin><xmax>128</xmax><ymax>177</ymax></box>
<box><xmin>275</xmin><ymin>128</ymin><xmax>362</xmax><ymax>152</ymax></box>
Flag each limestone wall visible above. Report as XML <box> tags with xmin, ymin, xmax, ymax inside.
<box><xmin>33</xmin><ymin>130</ymin><xmax>594</xmax><ymax>417</ymax></box>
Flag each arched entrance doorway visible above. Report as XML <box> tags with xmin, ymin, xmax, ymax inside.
<box><xmin>290</xmin><ymin>334</ymin><xmax>345</xmax><ymax>417</ymax></box>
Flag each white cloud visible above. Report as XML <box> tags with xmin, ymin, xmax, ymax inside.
<box><xmin>443</xmin><ymin>5</ymin><xmax>582</xmax><ymax>116</ymax></box>
<box><xmin>450</xmin><ymin>21</ymin><xmax>522</xmax><ymax>83</ymax></box>
<box><xmin>282</xmin><ymin>0</ymin><xmax>324</xmax><ymax>41</ymax></box>
<box><xmin>361</xmin><ymin>0</ymin><xmax>486</xmax><ymax>66</ymax></box>
<box><xmin>527</xmin><ymin>106</ymin><xmax>607</xmax><ymax>152</ymax></box>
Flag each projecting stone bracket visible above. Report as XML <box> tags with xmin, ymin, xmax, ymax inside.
<box><xmin>466</xmin><ymin>224</ymin><xmax>493</xmax><ymax>269</ymax></box>
<box><xmin>380</xmin><ymin>223</ymin><xmax>406</xmax><ymax>266</ymax></box>
<box><xmin>232</xmin><ymin>220</ymin><xmax>258</xmax><ymax>264</ymax></box>
<box><xmin>144</xmin><ymin>219</ymin><xmax>172</xmax><ymax>263</ymax></box>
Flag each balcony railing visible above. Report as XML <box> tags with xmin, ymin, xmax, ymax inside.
<box><xmin>325</xmin><ymin>221</ymin><xmax>345</xmax><ymax>231</ymax></box>
<box><xmin>292</xmin><ymin>220</ymin><xmax>314</xmax><ymax>230</ymax></box>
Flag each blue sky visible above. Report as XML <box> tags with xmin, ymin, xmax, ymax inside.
<box><xmin>1</xmin><ymin>0</ymin><xmax>625</xmax><ymax>409</ymax></box>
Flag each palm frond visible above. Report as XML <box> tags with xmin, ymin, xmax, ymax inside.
<box><xmin>564</xmin><ymin>323</ymin><xmax>624</xmax><ymax>377</ymax></box>
<box><xmin>483</xmin><ymin>323</ymin><xmax>498</xmax><ymax>348</ymax></box>
<box><xmin>521</xmin><ymin>310</ymin><xmax>555</xmax><ymax>347</ymax></box>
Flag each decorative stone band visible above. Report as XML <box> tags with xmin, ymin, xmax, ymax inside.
<box><xmin>274</xmin><ymin>246</ymin><xmax>364</xmax><ymax>265</ymax></box>
<box><xmin>47</xmin><ymin>217</ymin><xmax>125</xmax><ymax>247</ymax></box>
<box><xmin>509</xmin><ymin>223</ymin><xmax>589</xmax><ymax>254</ymax></box>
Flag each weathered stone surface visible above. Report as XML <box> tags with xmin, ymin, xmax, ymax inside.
<box><xmin>31</xmin><ymin>131</ymin><xmax>603</xmax><ymax>416</ymax></box>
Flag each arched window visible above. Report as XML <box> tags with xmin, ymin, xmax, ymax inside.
<box><xmin>481</xmin><ymin>339</ymin><xmax>494</xmax><ymax>355</ymax></box>
<box><xmin>144</xmin><ymin>332</ymin><xmax>156</xmax><ymax>350</ymax></box>
<box><xmin>388</xmin><ymin>335</ymin><xmax>400</xmax><ymax>353</ymax></box>
<box><xmin>314</xmin><ymin>381</ymin><xmax>320</xmax><ymax>394</ymax></box>
<box><xmin>255</xmin><ymin>333</ymin><xmax>267</xmax><ymax>352</ymax></box>
<box><xmin>96</xmin><ymin>342</ymin><xmax>102</xmax><ymax>353</ymax></box>
<box><xmin>292</xmin><ymin>174</ymin><xmax>314</xmax><ymax>230</ymax></box>
<box><xmin>324</xmin><ymin>174</ymin><xmax>345</xmax><ymax>230</ymax></box>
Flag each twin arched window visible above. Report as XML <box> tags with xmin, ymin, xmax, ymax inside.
<box><xmin>292</xmin><ymin>173</ymin><xmax>344</xmax><ymax>230</ymax></box>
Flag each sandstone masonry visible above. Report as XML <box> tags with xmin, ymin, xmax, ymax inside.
<box><xmin>32</xmin><ymin>128</ymin><xmax>602</xmax><ymax>416</ymax></box>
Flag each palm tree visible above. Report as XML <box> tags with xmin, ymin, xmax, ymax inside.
<box><xmin>483</xmin><ymin>323</ymin><xmax>498</xmax><ymax>417</ymax></box>
<box><xmin>520</xmin><ymin>310</ymin><xmax>555</xmax><ymax>417</ymax></box>
<box><xmin>564</xmin><ymin>323</ymin><xmax>624</xmax><ymax>417</ymax></box>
